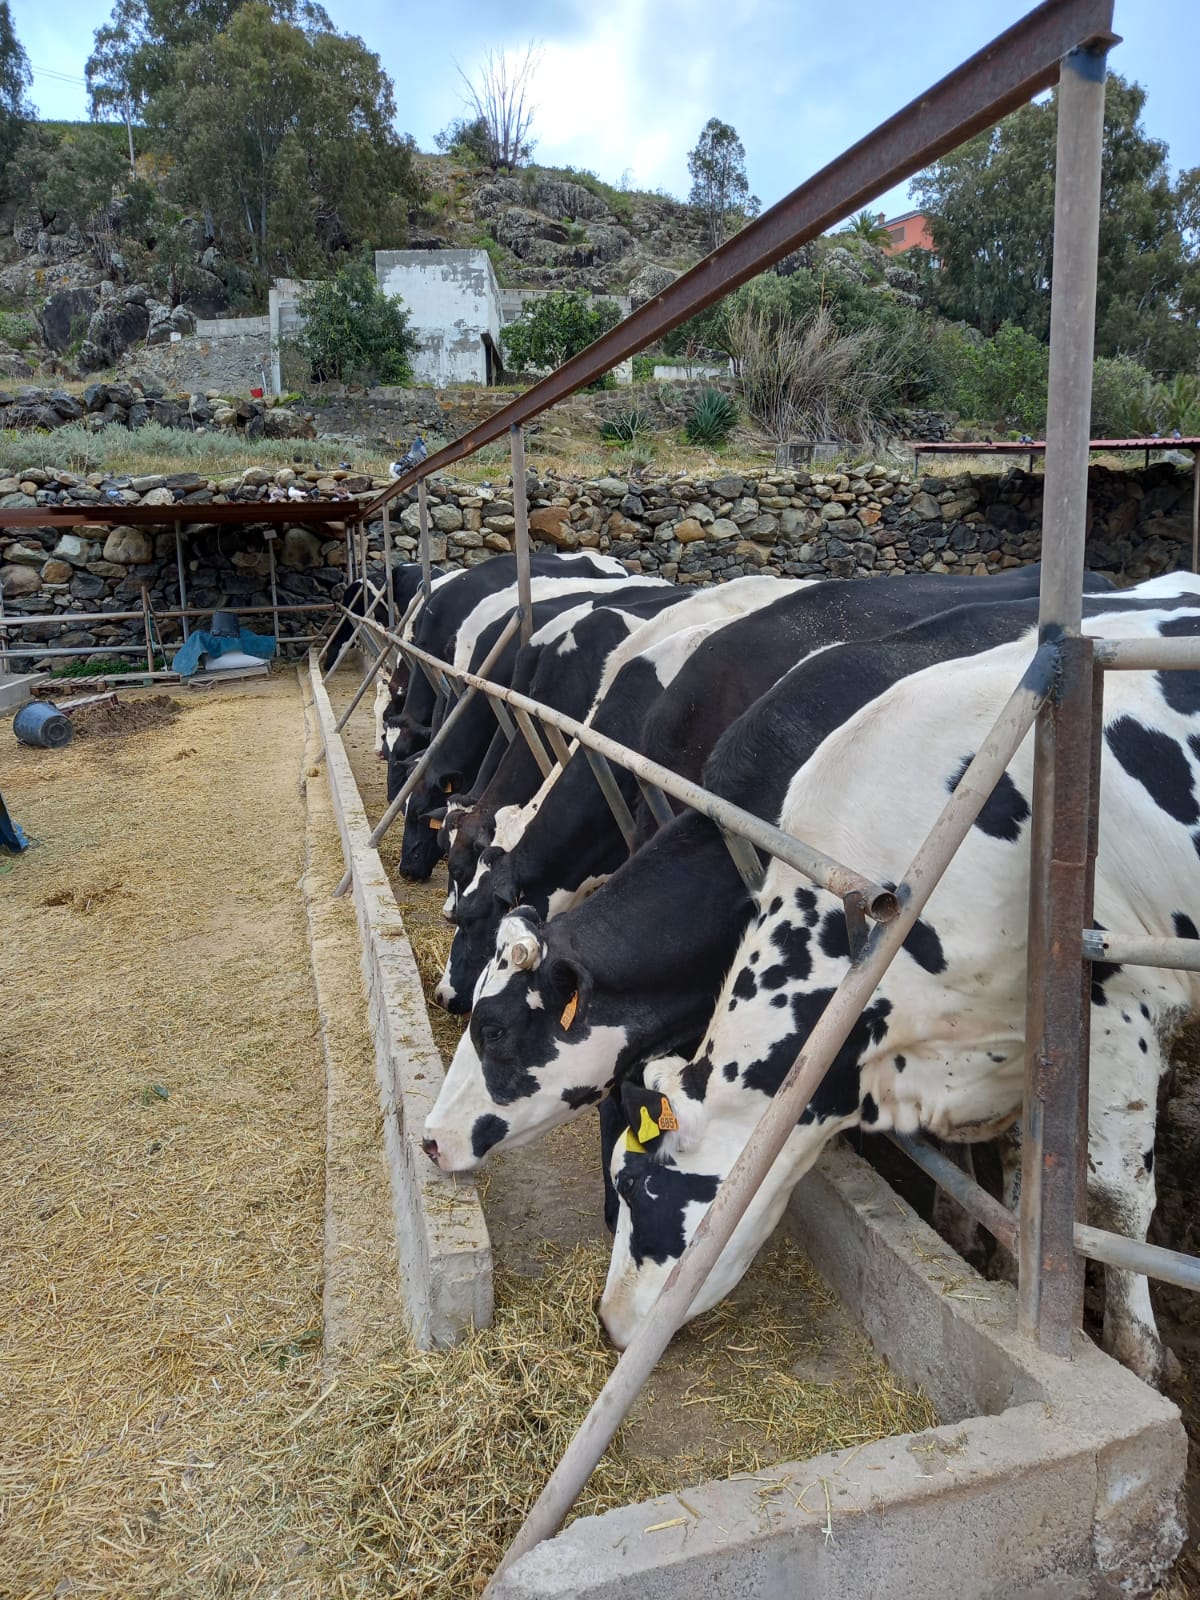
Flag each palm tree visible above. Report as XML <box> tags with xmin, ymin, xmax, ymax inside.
<box><xmin>846</xmin><ymin>210</ymin><xmax>892</xmax><ymax>248</ymax></box>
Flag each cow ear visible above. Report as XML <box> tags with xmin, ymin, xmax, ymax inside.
<box><xmin>545</xmin><ymin>956</ymin><xmax>588</xmax><ymax>1030</ymax></box>
<box><xmin>426</xmin><ymin>804</ymin><xmax>448</xmax><ymax>832</ymax></box>
<box><xmin>618</xmin><ymin>1082</ymin><xmax>678</xmax><ymax>1147</ymax></box>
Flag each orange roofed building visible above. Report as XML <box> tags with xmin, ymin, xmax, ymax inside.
<box><xmin>881</xmin><ymin>210</ymin><xmax>936</xmax><ymax>255</ymax></box>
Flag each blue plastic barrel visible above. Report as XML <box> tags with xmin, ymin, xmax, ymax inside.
<box><xmin>13</xmin><ymin>701</ymin><xmax>73</xmax><ymax>749</ymax></box>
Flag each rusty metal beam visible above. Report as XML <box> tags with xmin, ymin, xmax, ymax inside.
<box><xmin>370</xmin><ymin>0</ymin><xmax>1115</xmax><ymax>519</ymax></box>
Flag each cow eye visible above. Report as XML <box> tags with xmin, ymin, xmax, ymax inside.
<box><xmin>480</xmin><ymin>1022</ymin><xmax>504</xmax><ymax>1047</ymax></box>
<box><xmin>616</xmin><ymin>1168</ymin><xmax>637</xmax><ymax>1201</ymax></box>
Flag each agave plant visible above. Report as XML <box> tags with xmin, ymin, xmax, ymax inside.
<box><xmin>685</xmin><ymin>387</ymin><xmax>739</xmax><ymax>447</ymax></box>
<box><xmin>600</xmin><ymin>408</ymin><xmax>655</xmax><ymax>446</ymax></box>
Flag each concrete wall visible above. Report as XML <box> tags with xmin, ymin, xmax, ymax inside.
<box><xmin>375</xmin><ymin>249</ymin><xmax>501</xmax><ymax>387</ymax></box>
<box><xmin>194</xmin><ymin>314</ymin><xmax>271</xmax><ymax>339</ymax></box>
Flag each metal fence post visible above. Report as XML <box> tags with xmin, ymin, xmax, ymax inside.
<box><xmin>511</xmin><ymin>425</ymin><xmax>533</xmax><ymax>646</ymax></box>
<box><xmin>418</xmin><ymin>478</ymin><xmax>432</xmax><ymax>599</ymax></box>
<box><xmin>1018</xmin><ymin>39</ymin><xmax>1108</xmax><ymax>1359</ymax></box>
<box><xmin>173</xmin><ymin>521</ymin><xmax>190</xmax><ymax>641</ymax></box>
<box><xmin>383</xmin><ymin>503</ymin><xmax>396</xmax><ymax>632</ymax></box>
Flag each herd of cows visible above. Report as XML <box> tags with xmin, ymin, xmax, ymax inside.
<box><xmin>357</xmin><ymin>549</ymin><xmax>1200</xmax><ymax>1388</ymax></box>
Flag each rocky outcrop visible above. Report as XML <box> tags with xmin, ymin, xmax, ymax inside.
<box><xmin>0</xmin><ymin>379</ymin><xmax>315</xmax><ymax>440</ymax></box>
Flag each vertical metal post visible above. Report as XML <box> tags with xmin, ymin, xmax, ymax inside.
<box><xmin>174</xmin><ymin>521</ymin><xmax>190</xmax><ymax>641</ymax></box>
<box><xmin>0</xmin><ymin>572</ymin><xmax>9</xmax><ymax>680</ymax></box>
<box><xmin>383</xmin><ymin>504</ymin><xmax>396</xmax><ymax>632</ymax></box>
<box><xmin>418</xmin><ymin>478</ymin><xmax>432</xmax><ymax>600</ymax></box>
<box><xmin>345</xmin><ymin>523</ymin><xmax>355</xmax><ymax>584</ymax></box>
<box><xmin>267</xmin><ymin>534</ymin><xmax>280</xmax><ymax>643</ymax></box>
<box><xmin>140</xmin><ymin>583</ymin><xmax>155</xmax><ymax>673</ymax></box>
<box><xmin>1191</xmin><ymin>448</ymin><xmax>1198</xmax><ymax>575</ymax></box>
<box><xmin>511</xmin><ymin>424</ymin><xmax>533</xmax><ymax>646</ymax></box>
<box><xmin>1018</xmin><ymin>40</ymin><xmax>1108</xmax><ymax>1359</ymax></box>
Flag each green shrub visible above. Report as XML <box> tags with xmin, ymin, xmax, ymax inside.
<box><xmin>296</xmin><ymin>258</ymin><xmax>419</xmax><ymax>386</ymax></box>
<box><xmin>631</xmin><ymin>354</ymin><xmax>657</xmax><ymax>383</ymax></box>
<box><xmin>0</xmin><ymin>310</ymin><xmax>35</xmax><ymax>349</ymax></box>
<box><xmin>1157</xmin><ymin>373</ymin><xmax>1200</xmax><ymax>436</ymax></box>
<box><xmin>685</xmin><ymin>388</ymin><xmax>738</xmax><ymax>446</ymax></box>
<box><xmin>1089</xmin><ymin>356</ymin><xmax>1157</xmax><ymax>437</ymax></box>
<box><xmin>600</xmin><ymin>407</ymin><xmax>654</xmax><ymax>446</ymax></box>
<box><xmin>940</xmin><ymin>322</ymin><xmax>1049</xmax><ymax>433</ymax></box>
<box><xmin>500</xmin><ymin>290</ymin><xmax>622</xmax><ymax>382</ymax></box>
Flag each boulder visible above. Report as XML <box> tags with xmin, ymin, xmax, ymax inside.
<box><xmin>261</xmin><ymin>407</ymin><xmax>314</xmax><ymax>440</ymax></box>
<box><xmin>529</xmin><ymin>506</ymin><xmax>578</xmax><ymax>548</ymax></box>
<box><xmin>40</xmin><ymin>559</ymin><xmax>72</xmax><ymax>584</ymax></box>
<box><xmin>70</xmin><ymin>572</ymin><xmax>107</xmax><ymax>600</ymax></box>
<box><xmin>911</xmin><ymin>491</ymin><xmax>941</xmax><ymax>520</ymax></box>
<box><xmin>103</xmin><ymin>527</ymin><xmax>155</xmax><ymax>564</ymax></box>
<box><xmin>712</xmin><ymin>474</ymin><xmax>745</xmax><ymax>499</ymax></box>
<box><xmin>3</xmin><ymin>541</ymin><xmax>46</xmax><ymax>565</ymax></box>
<box><xmin>280</xmin><ymin>528</ymin><xmax>323</xmax><ymax>568</ymax></box>
<box><xmin>0</xmin><ymin>563</ymin><xmax>39</xmax><ymax>596</ymax></box>
<box><xmin>430</xmin><ymin>503</ymin><xmax>463</xmax><ymax>533</ymax></box>
<box><xmin>38</xmin><ymin>286</ymin><xmax>99</xmax><ymax>354</ymax></box>
<box><xmin>673</xmin><ymin>518</ymin><xmax>709</xmax><ymax>543</ymax></box>
<box><xmin>140</xmin><ymin>487</ymin><xmax>176</xmax><ymax>507</ymax></box>
<box><xmin>53</xmin><ymin>533</ymin><xmax>97</xmax><ymax>566</ymax></box>
<box><xmin>627</xmin><ymin>263</ymin><xmax>678</xmax><ymax>311</ymax></box>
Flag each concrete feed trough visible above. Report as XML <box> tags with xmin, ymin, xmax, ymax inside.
<box><xmin>311</xmin><ymin>651</ymin><xmax>1187</xmax><ymax>1599</ymax></box>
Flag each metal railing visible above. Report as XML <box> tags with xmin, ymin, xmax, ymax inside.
<box><xmin>309</xmin><ymin>0</ymin><xmax>1200</xmax><ymax>1579</ymax></box>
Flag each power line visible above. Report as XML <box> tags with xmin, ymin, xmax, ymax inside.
<box><xmin>29</xmin><ymin>63</ymin><xmax>88</xmax><ymax>86</ymax></box>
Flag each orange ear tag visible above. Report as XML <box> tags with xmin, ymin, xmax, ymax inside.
<box><xmin>657</xmin><ymin>1095</ymin><xmax>679</xmax><ymax>1132</ymax></box>
<box><xmin>442</xmin><ymin>778</ymin><xmax>454</xmax><ymax>793</ymax></box>
<box><xmin>428</xmin><ymin>816</ymin><xmax>442</xmax><ymax>831</ymax></box>
<box><xmin>560</xmin><ymin>992</ymin><xmax>579</xmax><ymax>1030</ymax></box>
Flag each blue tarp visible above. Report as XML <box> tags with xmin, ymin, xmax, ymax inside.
<box><xmin>171</xmin><ymin>627</ymin><xmax>278</xmax><ymax>678</ymax></box>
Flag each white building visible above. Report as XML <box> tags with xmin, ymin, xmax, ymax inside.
<box><xmin>269</xmin><ymin>250</ymin><xmax>631</xmax><ymax>390</ymax></box>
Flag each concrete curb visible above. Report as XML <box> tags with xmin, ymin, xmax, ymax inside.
<box><xmin>492</xmin><ymin>1141</ymin><xmax>1185</xmax><ymax>1599</ymax></box>
<box><xmin>0</xmin><ymin>671</ymin><xmax>47</xmax><ymax>716</ymax></box>
<box><xmin>307</xmin><ymin>652</ymin><xmax>493</xmax><ymax>1348</ymax></box>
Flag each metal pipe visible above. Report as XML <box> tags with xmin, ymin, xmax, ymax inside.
<box><xmin>371</xmin><ymin>0</ymin><xmax>1116</xmax><ymax>521</ymax></box>
<box><xmin>333</xmin><ymin>610</ymin><xmax>524</xmax><ymax>896</ymax></box>
<box><xmin>1019</xmin><ymin>38</ymin><xmax>1109</xmax><ymax>1361</ymax></box>
<box><xmin>333</xmin><ymin>642</ymin><xmax>391</xmax><ymax>735</ymax></box>
<box><xmin>140</xmin><ymin>584</ymin><xmax>154</xmax><ymax>673</ymax></box>
<box><xmin>583</xmin><ymin>748</ymin><xmax>636</xmax><ymax>850</ymax></box>
<box><xmin>358</xmin><ymin>610</ymin><xmax>901</xmax><ymax>924</ymax></box>
<box><xmin>542</xmin><ymin>721</ymin><xmax>572</xmax><ymax>768</ymax></box>
<box><xmin>487</xmin><ymin>640</ymin><xmax>1055</xmax><ymax>1585</ymax></box>
<box><xmin>1192</xmin><ymin>448</ymin><xmax>1199</xmax><ymax>576</ymax></box>
<box><xmin>174</xmin><ymin>521</ymin><xmax>190</xmax><ymax>641</ymax></box>
<box><xmin>418</xmin><ymin>479</ymin><xmax>431</xmax><ymax>600</ymax></box>
<box><xmin>887</xmin><ymin>1133</ymin><xmax>1018</xmax><ymax>1254</ymax></box>
<box><xmin>511</xmin><ymin>426</ymin><xmax>533</xmax><ymax>647</ymax></box>
<box><xmin>383</xmin><ymin>502</ymin><xmax>396</xmax><ymax>632</ymax></box>
<box><xmin>1094</xmin><ymin>636</ymin><xmax>1200</xmax><ymax>670</ymax></box>
<box><xmin>512</xmin><ymin>704</ymin><xmax>554</xmax><ymax>779</ymax></box>
<box><xmin>0</xmin><ymin>636</ymin><xmax>324</xmax><ymax>661</ymax></box>
<box><xmin>1081</xmin><ymin>929</ymin><xmax>1200</xmax><ymax>972</ymax></box>
<box><xmin>721</xmin><ymin>828</ymin><xmax>766</xmax><ymax>893</ymax></box>
<box><xmin>637</xmin><ymin>779</ymin><xmax>674</xmax><ymax>831</ymax></box>
<box><xmin>1074</xmin><ymin>1222</ymin><xmax>1200</xmax><ymax>1294</ymax></box>
<box><xmin>267</xmin><ymin>535</ymin><xmax>280</xmax><ymax>642</ymax></box>
<box><xmin>0</xmin><ymin>602</ymin><xmax>334</xmax><ymax>629</ymax></box>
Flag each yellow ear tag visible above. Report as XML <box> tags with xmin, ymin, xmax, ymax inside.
<box><xmin>442</xmin><ymin>778</ymin><xmax>453</xmax><ymax>793</ymax></box>
<box><xmin>428</xmin><ymin>816</ymin><xmax>442</xmax><ymax>831</ymax></box>
<box><xmin>624</xmin><ymin>1129</ymin><xmax>645</xmax><ymax>1154</ymax></box>
<box><xmin>657</xmin><ymin>1095</ymin><xmax>679</xmax><ymax>1132</ymax></box>
<box><xmin>636</xmin><ymin>1104</ymin><xmax>662</xmax><ymax>1144</ymax></box>
<box><xmin>559</xmin><ymin>991</ymin><xmax>579</xmax><ymax>1030</ymax></box>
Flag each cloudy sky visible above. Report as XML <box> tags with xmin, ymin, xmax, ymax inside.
<box><xmin>11</xmin><ymin>0</ymin><xmax>1199</xmax><ymax>223</ymax></box>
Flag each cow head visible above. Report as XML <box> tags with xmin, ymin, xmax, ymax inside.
<box><xmin>422</xmin><ymin>907</ymin><xmax>624</xmax><ymax>1170</ymax></box>
<box><xmin>398</xmin><ymin>773</ymin><xmax>461</xmax><ymax>882</ymax></box>
<box><xmin>598</xmin><ymin>1059</ymin><xmax>802</xmax><ymax>1350</ymax></box>
<box><xmin>444</xmin><ymin>805</ymin><xmax>498</xmax><ymax>913</ymax></box>
<box><xmin>434</xmin><ymin>845</ymin><xmax>519</xmax><ymax>1013</ymax></box>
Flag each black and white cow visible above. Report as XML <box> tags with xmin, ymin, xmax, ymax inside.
<box><xmin>420</xmin><ymin>573</ymin><xmax>1177</xmax><ymax>1186</ymax></box>
<box><xmin>397</xmin><ymin>578</ymin><xmax>674</xmax><ymax>881</ymax></box>
<box><xmin>383</xmin><ymin>552</ymin><xmax>630</xmax><ymax>784</ymax></box>
<box><xmin>433</xmin><ymin>566</ymin><xmax>1106</xmax><ymax>1014</ymax></box>
<box><xmin>598</xmin><ymin>595</ymin><xmax>1200</xmax><ymax>1386</ymax></box>
<box><xmin>435</xmin><ymin>576</ymin><xmax>806</xmax><ymax>1010</ymax></box>
<box><xmin>441</xmin><ymin>586</ymin><xmax>692</xmax><ymax>910</ymax></box>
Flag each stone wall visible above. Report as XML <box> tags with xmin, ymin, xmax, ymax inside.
<box><xmin>2</xmin><ymin>459</ymin><xmax>1194</xmax><ymax>669</ymax></box>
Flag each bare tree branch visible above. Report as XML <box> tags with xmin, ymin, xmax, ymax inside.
<box><xmin>458</xmin><ymin>43</ymin><xmax>540</xmax><ymax>170</ymax></box>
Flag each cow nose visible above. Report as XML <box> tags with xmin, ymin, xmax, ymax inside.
<box><xmin>420</xmin><ymin>1137</ymin><xmax>440</xmax><ymax>1163</ymax></box>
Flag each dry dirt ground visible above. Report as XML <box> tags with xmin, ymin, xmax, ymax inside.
<box><xmin>0</xmin><ymin>666</ymin><xmax>935</xmax><ymax>1600</ymax></box>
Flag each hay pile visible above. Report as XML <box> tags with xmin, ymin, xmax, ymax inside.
<box><xmin>316</xmin><ymin>1235</ymin><xmax>936</xmax><ymax>1597</ymax></box>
